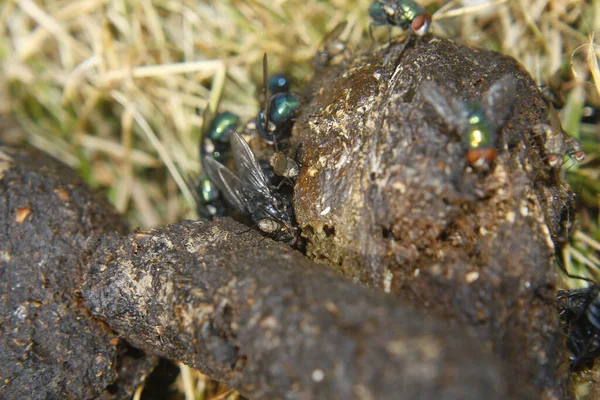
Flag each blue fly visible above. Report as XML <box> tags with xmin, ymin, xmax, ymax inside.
<box><xmin>255</xmin><ymin>54</ymin><xmax>301</xmax><ymax>146</ymax></box>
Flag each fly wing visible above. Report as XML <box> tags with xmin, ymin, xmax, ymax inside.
<box><xmin>203</xmin><ymin>156</ymin><xmax>247</xmax><ymax>213</ymax></box>
<box><xmin>315</xmin><ymin>21</ymin><xmax>349</xmax><ymax>70</ymax></box>
<box><xmin>321</xmin><ymin>21</ymin><xmax>347</xmax><ymax>48</ymax></box>
<box><xmin>420</xmin><ymin>80</ymin><xmax>468</xmax><ymax>133</ymax></box>
<box><xmin>548</xmin><ymin>103</ymin><xmax>564</xmax><ymax>136</ymax></box>
<box><xmin>483</xmin><ymin>74</ymin><xmax>516</xmax><ymax>128</ymax></box>
<box><xmin>229</xmin><ymin>131</ymin><xmax>273</xmax><ymax>197</ymax></box>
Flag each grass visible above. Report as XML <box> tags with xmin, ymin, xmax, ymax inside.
<box><xmin>1</xmin><ymin>0</ymin><xmax>599</xmax><ymax>398</ymax></box>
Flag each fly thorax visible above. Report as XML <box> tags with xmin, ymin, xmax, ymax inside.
<box><xmin>399</xmin><ymin>2</ymin><xmax>419</xmax><ymax>22</ymax></box>
<box><xmin>465</xmin><ymin>105</ymin><xmax>494</xmax><ymax>150</ymax></box>
<box><xmin>270</xmin><ymin>93</ymin><xmax>300</xmax><ymax>124</ymax></box>
<box><xmin>209</xmin><ymin>112</ymin><xmax>239</xmax><ymax>142</ymax></box>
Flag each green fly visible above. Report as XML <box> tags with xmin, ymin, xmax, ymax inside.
<box><xmin>204</xmin><ymin>111</ymin><xmax>239</xmax><ymax>162</ymax></box>
<box><xmin>532</xmin><ymin>104</ymin><xmax>585</xmax><ymax>168</ymax></box>
<box><xmin>255</xmin><ymin>54</ymin><xmax>301</xmax><ymax>146</ymax></box>
<box><xmin>191</xmin><ymin>107</ymin><xmax>240</xmax><ymax>219</ymax></box>
<box><xmin>421</xmin><ymin>74</ymin><xmax>516</xmax><ymax>167</ymax></box>
<box><xmin>369</xmin><ymin>0</ymin><xmax>432</xmax><ymax>37</ymax></box>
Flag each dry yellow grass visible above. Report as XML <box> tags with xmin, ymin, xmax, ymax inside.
<box><xmin>0</xmin><ymin>0</ymin><xmax>597</xmax><ymax>225</ymax></box>
<box><xmin>1</xmin><ymin>0</ymin><xmax>599</xmax><ymax>398</ymax></box>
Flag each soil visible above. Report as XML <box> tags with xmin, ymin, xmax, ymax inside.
<box><xmin>292</xmin><ymin>36</ymin><xmax>573</xmax><ymax>398</ymax></box>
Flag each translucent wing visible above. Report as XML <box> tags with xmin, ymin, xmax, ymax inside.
<box><xmin>230</xmin><ymin>131</ymin><xmax>273</xmax><ymax>197</ymax></box>
<box><xmin>483</xmin><ymin>74</ymin><xmax>516</xmax><ymax>127</ymax></box>
<box><xmin>314</xmin><ymin>21</ymin><xmax>348</xmax><ymax>69</ymax></box>
<box><xmin>322</xmin><ymin>21</ymin><xmax>347</xmax><ymax>48</ymax></box>
<box><xmin>420</xmin><ymin>80</ymin><xmax>468</xmax><ymax>133</ymax></box>
<box><xmin>203</xmin><ymin>156</ymin><xmax>246</xmax><ymax>213</ymax></box>
<box><xmin>548</xmin><ymin>104</ymin><xmax>563</xmax><ymax>137</ymax></box>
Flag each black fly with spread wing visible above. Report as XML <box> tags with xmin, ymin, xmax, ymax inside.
<box><xmin>558</xmin><ymin>285</ymin><xmax>600</xmax><ymax>369</ymax></box>
<box><xmin>204</xmin><ymin>131</ymin><xmax>301</xmax><ymax>247</ymax></box>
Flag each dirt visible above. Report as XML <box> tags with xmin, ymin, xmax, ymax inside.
<box><xmin>292</xmin><ymin>36</ymin><xmax>573</xmax><ymax>398</ymax></box>
<box><xmin>0</xmin><ymin>145</ymin><xmax>157</xmax><ymax>399</ymax></box>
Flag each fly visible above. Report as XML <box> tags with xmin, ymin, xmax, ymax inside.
<box><xmin>269</xmin><ymin>149</ymin><xmax>300</xmax><ymax>179</ymax></box>
<box><xmin>195</xmin><ymin>173</ymin><xmax>227</xmax><ymax>218</ymax></box>
<box><xmin>202</xmin><ymin>110</ymin><xmax>239</xmax><ymax>162</ymax></box>
<box><xmin>268</xmin><ymin>73</ymin><xmax>291</xmax><ymax>96</ymax></box>
<box><xmin>531</xmin><ymin>104</ymin><xmax>585</xmax><ymax>168</ymax></box>
<box><xmin>204</xmin><ymin>131</ymin><xmax>302</xmax><ymax>247</ymax></box>
<box><xmin>250</xmin><ymin>54</ymin><xmax>302</xmax><ymax>180</ymax></box>
<box><xmin>255</xmin><ymin>54</ymin><xmax>301</xmax><ymax>146</ymax></box>
<box><xmin>557</xmin><ymin>285</ymin><xmax>600</xmax><ymax>370</ymax></box>
<box><xmin>564</xmin><ymin>136</ymin><xmax>586</xmax><ymax>163</ymax></box>
<box><xmin>421</xmin><ymin>74</ymin><xmax>516</xmax><ymax>168</ymax></box>
<box><xmin>369</xmin><ymin>0</ymin><xmax>432</xmax><ymax>38</ymax></box>
<box><xmin>193</xmin><ymin>107</ymin><xmax>239</xmax><ymax>219</ymax></box>
<box><xmin>314</xmin><ymin>21</ymin><xmax>351</xmax><ymax>70</ymax></box>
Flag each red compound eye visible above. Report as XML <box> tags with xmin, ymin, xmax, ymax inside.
<box><xmin>466</xmin><ymin>148</ymin><xmax>496</xmax><ymax>167</ymax></box>
<box><xmin>547</xmin><ymin>154</ymin><xmax>562</xmax><ymax>168</ymax></box>
<box><xmin>411</xmin><ymin>14</ymin><xmax>431</xmax><ymax>36</ymax></box>
<box><xmin>574</xmin><ymin>151</ymin><xmax>586</xmax><ymax>162</ymax></box>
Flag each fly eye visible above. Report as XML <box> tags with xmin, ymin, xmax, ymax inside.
<box><xmin>547</xmin><ymin>154</ymin><xmax>562</xmax><ymax>168</ymax></box>
<box><xmin>573</xmin><ymin>151</ymin><xmax>586</xmax><ymax>162</ymax></box>
<box><xmin>258</xmin><ymin>219</ymin><xmax>280</xmax><ymax>233</ymax></box>
<box><xmin>412</xmin><ymin>14</ymin><xmax>431</xmax><ymax>36</ymax></box>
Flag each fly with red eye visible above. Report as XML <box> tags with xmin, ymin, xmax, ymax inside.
<box><xmin>369</xmin><ymin>0</ymin><xmax>432</xmax><ymax>38</ymax></box>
